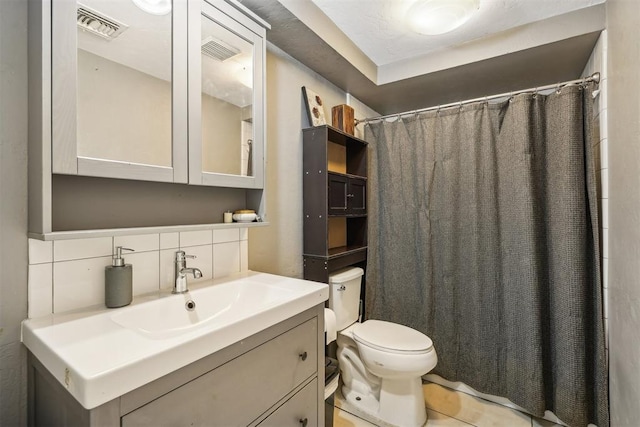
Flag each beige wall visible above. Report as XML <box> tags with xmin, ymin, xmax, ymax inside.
<box><xmin>248</xmin><ymin>44</ymin><xmax>378</xmax><ymax>278</ymax></box>
<box><xmin>201</xmin><ymin>94</ymin><xmax>242</xmax><ymax>175</ymax></box>
<box><xmin>606</xmin><ymin>0</ymin><xmax>640</xmax><ymax>424</ymax></box>
<box><xmin>77</xmin><ymin>49</ymin><xmax>173</xmax><ymax>167</ymax></box>
<box><xmin>78</xmin><ymin>49</ymin><xmax>244</xmax><ymax>175</ymax></box>
<box><xmin>0</xmin><ymin>0</ymin><xmax>28</xmax><ymax>424</ymax></box>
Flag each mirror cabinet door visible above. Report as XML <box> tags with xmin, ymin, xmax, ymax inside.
<box><xmin>52</xmin><ymin>0</ymin><xmax>188</xmax><ymax>183</ymax></box>
<box><xmin>188</xmin><ymin>0</ymin><xmax>264</xmax><ymax>188</ymax></box>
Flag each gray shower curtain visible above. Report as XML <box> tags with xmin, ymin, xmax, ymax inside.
<box><xmin>364</xmin><ymin>84</ymin><xmax>608</xmax><ymax>427</ymax></box>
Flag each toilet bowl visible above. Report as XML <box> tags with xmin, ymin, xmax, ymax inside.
<box><xmin>329</xmin><ymin>268</ymin><xmax>438</xmax><ymax>427</ymax></box>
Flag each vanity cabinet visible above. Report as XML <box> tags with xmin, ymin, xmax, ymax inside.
<box><xmin>303</xmin><ymin>125</ymin><xmax>368</xmax><ymax>283</ymax></box>
<box><xmin>27</xmin><ymin>306</ymin><xmax>324</xmax><ymax>426</ymax></box>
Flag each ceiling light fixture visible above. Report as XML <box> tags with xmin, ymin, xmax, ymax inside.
<box><xmin>131</xmin><ymin>0</ymin><xmax>171</xmax><ymax>16</ymax></box>
<box><xmin>407</xmin><ymin>0</ymin><xmax>480</xmax><ymax>36</ymax></box>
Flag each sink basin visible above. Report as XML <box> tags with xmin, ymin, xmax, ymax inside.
<box><xmin>111</xmin><ymin>280</ymin><xmax>295</xmax><ymax>339</ymax></box>
<box><xmin>21</xmin><ymin>271</ymin><xmax>328</xmax><ymax>410</ymax></box>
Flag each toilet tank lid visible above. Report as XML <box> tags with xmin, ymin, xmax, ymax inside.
<box><xmin>353</xmin><ymin>320</ymin><xmax>433</xmax><ymax>353</ymax></box>
<box><xmin>329</xmin><ymin>267</ymin><xmax>364</xmax><ymax>284</ymax></box>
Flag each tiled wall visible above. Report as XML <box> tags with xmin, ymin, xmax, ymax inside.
<box><xmin>582</xmin><ymin>30</ymin><xmax>609</xmax><ymax>348</ymax></box>
<box><xmin>27</xmin><ymin>228</ymin><xmax>249</xmax><ymax>318</ymax></box>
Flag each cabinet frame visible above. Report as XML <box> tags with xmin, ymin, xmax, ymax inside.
<box><xmin>187</xmin><ymin>0</ymin><xmax>266</xmax><ymax>189</ymax></box>
<box><xmin>303</xmin><ymin>125</ymin><xmax>368</xmax><ymax>283</ymax></box>
<box><xmin>51</xmin><ymin>0</ymin><xmax>188</xmax><ymax>183</ymax></box>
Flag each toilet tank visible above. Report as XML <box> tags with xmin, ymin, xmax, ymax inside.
<box><xmin>328</xmin><ymin>267</ymin><xmax>364</xmax><ymax>330</ymax></box>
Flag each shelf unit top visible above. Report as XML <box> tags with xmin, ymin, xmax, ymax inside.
<box><xmin>302</xmin><ymin>125</ymin><xmax>368</xmax><ymax>147</ymax></box>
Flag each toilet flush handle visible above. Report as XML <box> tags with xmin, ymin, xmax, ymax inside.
<box><xmin>299</xmin><ymin>418</ymin><xmax>308</xmax><ymax>427</ymax></box>
<box><xmin>337</xmin><ymin>285</ymin><xmax>346</xmax><ymax>291</ymax></box>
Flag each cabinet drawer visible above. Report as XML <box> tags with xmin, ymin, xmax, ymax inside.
<box><xmin>122</xmin><ymin>318</ymin><xmax>318</xmax><ymax>426</ymax></box>
<box><xmin>258</xmin><ymin>378</ymin><xmax>318</xmax><ymax>427</ymax></box>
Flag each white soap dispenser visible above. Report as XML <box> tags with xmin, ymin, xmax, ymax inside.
<box><xmin>105</xmin><ymin>246</ymin><xmax>134</xmax><ymax>308</ymax></box>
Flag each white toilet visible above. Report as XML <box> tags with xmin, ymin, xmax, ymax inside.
<box><xmin>330</xmin><ymin>267</ymin><xmax>437</xmax><ymax>427</ymax></box>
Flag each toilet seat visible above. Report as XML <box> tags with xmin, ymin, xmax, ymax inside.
<box><xmin>353</xmin><ymin>320</ymin><xmax>433</xmax><ymax>355</ymax></box>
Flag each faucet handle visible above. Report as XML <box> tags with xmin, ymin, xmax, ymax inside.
<box><xmin>175</xmin><ymin>250</ymin><xmax>197</xmax><ymax>262</ymax></box>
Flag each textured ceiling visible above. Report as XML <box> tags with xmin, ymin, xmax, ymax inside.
<box><xmin>311</xmin><ymin>0</ymin><xmax>605</xmax><ymax>66</ymax></box>
<box><xmin>240</xmin><ymin>0</ymin><xmax>603</xmax><ymax>116</ymax></box>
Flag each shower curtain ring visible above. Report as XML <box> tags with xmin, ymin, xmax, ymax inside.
<box><xmin>556</xmin><ymin>83</ymin><xmax>562</xmax><ymax>94</ymax></box>
<box><xmin>458</xmin><ymin>101</ymin><xmax>463</xmax><ymax>111</ymax></box>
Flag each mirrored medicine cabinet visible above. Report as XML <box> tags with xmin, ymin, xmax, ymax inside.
<box><xmin>51</xmin><ymin>0</ymin><xmax>265</xmax><ymax>188</ymax></box>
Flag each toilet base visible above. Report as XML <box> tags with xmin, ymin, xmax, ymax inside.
<box><xmin>340</xmin><ymin>377</ymin><xmax>427</xmax><ymax>427</ymax></box>
<box><xmin>337</xmin><ymin>384</ymin><xmax>428</xmax><ymax>427</ymax></box>
<box><xmin>378</xmin><ymin>377</ymin><xmax>427</xmax><ymax>427</ymax></box>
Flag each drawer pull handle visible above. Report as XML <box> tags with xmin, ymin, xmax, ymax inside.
<box><xmin>299</xmin><ymin>418</ymin><xmax>308</xmax><ymax>427</ymax></box>
<box><xmin>299</xmin><ymin>351</ymin><xmax>308</xmax><ymax>361</ymax></box>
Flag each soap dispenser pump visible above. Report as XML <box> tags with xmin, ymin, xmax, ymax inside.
<box><xmin>105</xmin><ymin>246</ymin><xmax>134</xmax><ymax>308</ymax></box>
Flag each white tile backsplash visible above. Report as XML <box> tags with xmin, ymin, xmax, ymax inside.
<box><xmin>160</xmin><ymin>249</ymin><xmax>177</xmax><ymax>290</ymax></box>
<box><xmin>600</xmin><ymin>108</ymin><xmax>608</xmax><ymax>145</ymax></box>
<box><xmin>600</xmin><ymin>139</ymin><xmax>608</xmax><ymax>171</ymax></box>
<box><xmin>180</xmin><ymin>230</ymin><xmax>212</xmax><ymax>247</ymax></box>
<box><xmin>114</xmin><ymin>234</ymin><xmax>159</xmax><ymax>253</ymax></box>
<box><xmin>28</xmin><ymin>263</ymin><xmax>52</xmax><ymax>318</ymax></box>
<box><xmin>28</xmin><ymin>238</ymin><xmax>53</xmax><ymax>264</ymax></box>
<box><xmin>53</xmin><ymin>256</ymin><xmax>111</xmax><ymax>313</ymax></box>
<box><xmin>127</xmin><ymin>251</ymin><xmax>160</xmax><ymax>295</ymax></box>
<box><xmin>54</xmin><ymin>237</ymin><xmax>112</xmax><ymax>262</ymax></box>
<box><xmin>213</xmin><ymin>228</ymin><xmax>240</xmax><ymax>244</ymax></box>
<box><xmin>183</xmin><ymin>244</ymin><xmax>213</xmax><ymax>282</ymax></box>
<box><xmin>601</xmin><ymin>169</ymin><xmax>609</xmax><ymax>199</ymax></box>
<box><xmin>602</xmin><ymin>199</ymin><xmax>609</xmax><ymax>229</ymax></box>
<box><xmin>214</xmin><ymin>242</ymin><xmax>241</xmax><ymax>279</ymax></box>
<box><xmin>160</xmin><ymin>232</ymin><xmax>180</xmax><ymax>250</ymax></box>
<box><xmin>241</xmin><ymin>240</ymin><xmax>248</xmax><ymax>272</ymax></box>
<box><xmin>29</xmin><ymin>226</ymin><xmax>250</xmax><ymax>315</ymax></box>
<box><xmin>603</xmin><ymin>283</ymin><xmax>609</xmax><ymax>319</ymax></box>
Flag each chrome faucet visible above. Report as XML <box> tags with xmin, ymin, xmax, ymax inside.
<box><xmin>173</xmin><ymin>250</ymin><xmax>203</xmax><ymax>294</ymax></box>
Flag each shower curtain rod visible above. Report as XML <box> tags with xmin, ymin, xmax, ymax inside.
<box><xmin>355</xmin><ymin>72</ymin><xmax>600</xmax><ymax>125</ymax></box>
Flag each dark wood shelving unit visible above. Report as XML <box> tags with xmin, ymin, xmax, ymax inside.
<box><xmin>303</xmin><ymin>125</ymin><xmax>368</xmax><ymax>283</ymax></box>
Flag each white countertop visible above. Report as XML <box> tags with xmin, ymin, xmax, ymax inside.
<box><xmin>22</xmin><ymin>271</ymin><xmax>328</xmax><ymax>410</ymax></box>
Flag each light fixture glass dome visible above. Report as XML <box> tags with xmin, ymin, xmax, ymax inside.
<box><xmin>131</xmin><ymin>0</ymin><xmax>172</xmax><ymax>16</ymax></box>
<box><xmin>407</xmin><ymin>0</ymin><xmax>480</xmax><ymax>36</ymax></box>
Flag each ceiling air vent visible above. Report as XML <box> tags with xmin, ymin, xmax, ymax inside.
<box><xmin>201</xmin><ymin>36</ymin><xmax>240</xmax><ymax>61</ymax></box>
<box><xmin>77</xmin><ymin>4</ymin><xmax>128</xmax><ymax>40</ymax></box>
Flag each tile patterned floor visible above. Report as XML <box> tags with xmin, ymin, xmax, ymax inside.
<box><xmin>334</xmin><ymin>382</ymin><xmax>562</xmax><ymax>427</ymax></box>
